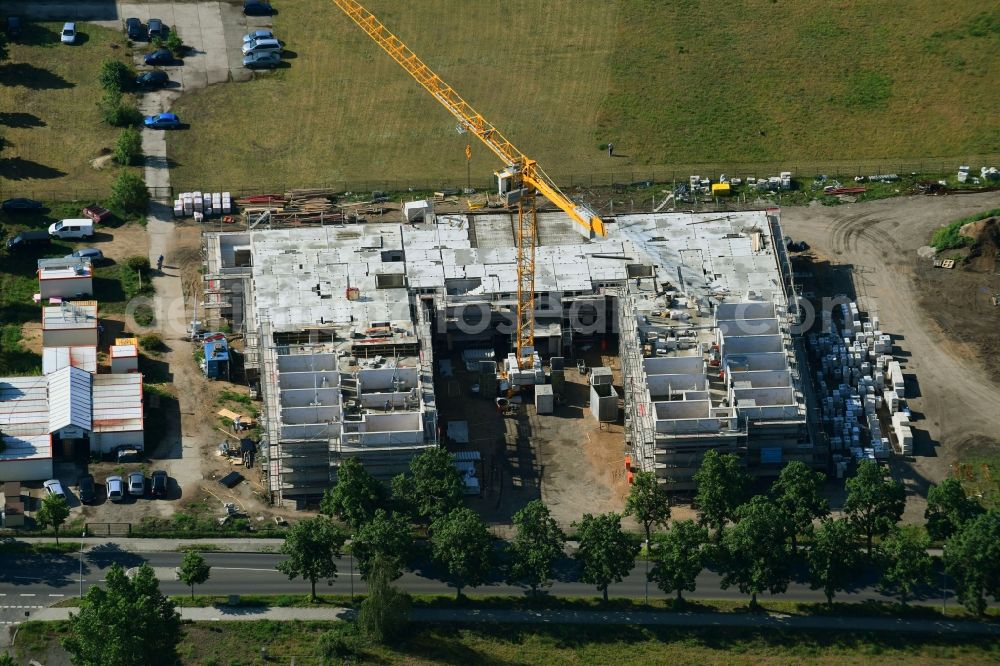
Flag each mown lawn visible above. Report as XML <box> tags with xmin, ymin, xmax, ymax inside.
<box><xmin>169</xmin><ymin>2</ymin><xmax>999</xmax><ymax>192</ymax></box>
<box><xmin>0</xmin><ymin>21</ymin><xmax>133</xmax><ymax>197</ymax></box>
<box><xmin>16</xmin><ymin>620</ymin><xmax>1000</xmax><ymax>666</ymax></box>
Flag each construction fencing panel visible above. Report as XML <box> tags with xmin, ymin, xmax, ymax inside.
<box><xmin>85</xmin><ymin>522</ymin><xmax>132</xmax><ymax>537</ymax></box>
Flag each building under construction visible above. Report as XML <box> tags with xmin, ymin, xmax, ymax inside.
<box><xmin>202</xmin><ymin>207</ymin><xmax>818</xmax><ymax>504</ymax></box>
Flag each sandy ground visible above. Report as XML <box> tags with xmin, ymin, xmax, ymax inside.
<box><xmin>781</xmin><ymin>192</ymin><xmax>1000</xmax><ymax>520</ymax></box>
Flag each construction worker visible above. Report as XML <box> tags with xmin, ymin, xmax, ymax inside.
<box><xmin>156</xmin><ymin>254</ymin><xmax>164</xmax><ymax>271</ymax></box>
<box><xmin>608</xmin><ymin>142</ymin><xmax>614</xmax><ymax>157</ymax></box>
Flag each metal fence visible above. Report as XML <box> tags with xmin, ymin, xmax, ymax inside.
<box><xmin>85</xmin><ymin>522</ymin><xmax>132</xmax><ymax>537</ymax></box>
<box><xmin>2</xmin><ymin>156</ymin><xmax>997</xmax><ymax>204</ymax></box>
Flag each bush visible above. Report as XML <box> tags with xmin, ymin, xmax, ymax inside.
<box><xmin>166</xmin><ymin>31</ymin><xmax>184</xmax><ymax>56</ymax></box>
<box><xmin>109</xmin><ymin>171</ymin><xmax>150</xmax><ymax>213</ymax></box>
<box><xmin>124</xmin><ymin>255</ymin><xmax>151</xmax><ymax>273</ymax></box>
<box><xmin>113</xmin><ymin>127</ymin><xmax>143</xmax><ymax>166</ymax></box>
<box><xmin>99</xmin><ymin>59</ymin><xmax>134</xmax><ymax>93</ymax></box>
<box><xmin>316</xmin><ymin>625</ymin><xmax>360</xmax><ymax>663</ymax></box>
<box><xmin>139</xmin><ymin>333</ymin><xmax>165</xmax><ymax>351</ymax></box>
<box><xmin>134</xmin><ymin>305</ymin><xmax>155</xmax><ymax>327</ymax></box>
<box><xmin>98</xmin><ymin>90</ymin><xmax>142</xmax><ymax>127</ymax></box>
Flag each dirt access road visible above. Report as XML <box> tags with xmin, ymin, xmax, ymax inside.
<box><xmin>781</xmin><ymin>192</ymin><xmax>1000</xmax><ymax>520</ymax></box>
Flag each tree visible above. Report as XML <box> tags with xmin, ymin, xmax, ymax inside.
<box><xmin>276</xmin><ymin>517</ymin><xmax>347</xmax><ymax>601</ymax></box>
<box><xmin>719</xmin><ymin>496</ymin><xmax>793</xmax><ymax>608</ymax></box>
<box><xmin>321</xmin><ymin>456</ymin><xmax>385</xmax><ymax>529</ymax></box>
<box><xmin>506</xmin><ymin>500</ymin><xmax>566</xmax><ymax>595</ymax></box>
<box><xmin>807</xmin><ymin>518</ymin><xmax>861</xmax><ymax>607</ymax></box>
<box><xmin>358</xmin><ymin>555</ymin><xmax>410</xmax><ymax>644</ymax></box>
<box><xmin>878</xmin><ymin>525</ymin><xmax>932</xmax><ymax>605</ymax></box>
<box><xmin>0</xmin><ymin>653</ymin><xmax>16</xmax><ymax>666</ymax></box>
<box><xmin>574</xmin><ymin>512</ymin><xmax>640</xmax><ymax>602</ymax></box>
<box><xmin>109</xmin><ymin>171</ymin><xmax>149</xmax><ymax>214</ymax></box>
<box><xmin>430</xmin><ymin>507</ymin><xmax>493</xmax><ymax>599</ymax></box>
<box><xmin>165</xmin><ymin>31</ymin><xmax>185</xmax><ymax>57</ymax></box>
<box><xmin>648</xmin><ymin>520</ymin><xmax>708</xmax><ymax>603</ymax></box>
<box><xmin>943</xmin><ymin>509</ymin><xmax>1000</xmax><ymax>616</ymax></box>
<box><xmin>771</xmin><ymin>461</ymin><xmax>829</xmax><ymax>549</ymax></box>
<box><xmin>62</xmin><ymin>563</ymin><xmax>180</xmax><ymax>666</ymax></box>
<box><xmin>625</xmin><ymin>471</ymin><xmax>671</xmax><ymax>547</ymax></box>
<box><xmin>98</xmin><ymin>59</ymin><xmax>133</xmax><ymax>93</ymax></box>
<box><xmin>352</xmin><ymin>509</ymin><xmax>412</xmax><ymax>580</ymax></box>
<box><xmin>693</xmin><ymin>449</ymin><xmax>750</xmax><ymax>534</ymax></box>
<box><xmin>36</xmin><ymin>493</ymin><xmax>70</xmax><ymax>544</ymax></box>
<box><xmin>113</xmin><ymin>127</ymin><xmax>142</xmax><ymax>166</ymax></box>
<box><xmin>392</xmin><ymin>447</ymin><xmax>464</xmax><ymax>521</ymax></box>
<box><xmin>177</xmin><ymin>550</ymin><xmax>211</xmax><ymax>599</ymax></box>
<box><xmin>844</xmin><ymin>460</ymin><xmax>906</xmax><ymax>557</ymax></box>
<box><xmin>925</xmin><ymin>477</ymin><xmax>984</xmax><ymax>541</ymax></box>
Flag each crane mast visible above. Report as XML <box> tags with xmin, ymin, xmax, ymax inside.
<box><xmin>331</xmin><ymin>0</ymin><xmax>606</xmax><ymax>369</ymax></box>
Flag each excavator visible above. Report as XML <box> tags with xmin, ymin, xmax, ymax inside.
<box><xmin>331</xmin><ymin>0</ymin><xmax>607</xmax><ymax>372</ymax></box>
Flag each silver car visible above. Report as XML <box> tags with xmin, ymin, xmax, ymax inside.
<box><xmin>128</xmin><ymin>472</ymin><xmax>145</xmax><ymax>497</ymax></box>
<box><xmin>43</xmin><ymin>479</ymin><xmax>66</xmax><ymax>499</ymax></box>
<box><xmin>106</xmin><ymin>475</ymin><xmax>125</xmax><ymax>502</ymax></box>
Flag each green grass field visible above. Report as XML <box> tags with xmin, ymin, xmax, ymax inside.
<box><xmin>15</xmin><ymin>620</ymin><xmax>999</xmax><ymax>665</ymax></box>
<box><xmin>168</xmin><ymin>1</ymin><xmax>999</xmax><ymax>192</ymax></box>
<box><xmin>0</xmin><ymin>22</ymin><xmax>133</xmax><ymax>196</ymax></box>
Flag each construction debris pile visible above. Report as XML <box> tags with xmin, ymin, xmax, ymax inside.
<box><xmin>239</xmin><ymin>188</ymin><xmax>346</xmax><ymax>226</ymax></box>
<box><xmin>809</xmin><ymin>299</ymin><xmax>912</xmax><ymax>477</ymax></box>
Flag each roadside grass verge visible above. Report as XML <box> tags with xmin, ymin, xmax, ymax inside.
<box><xmin>15</xmin><ymin>618</ymin><xmax>1000</xmax><ymax>665</ymax></box>
<box><xmin>930</xmin><ymin>208</ymin><xmax>1000</xmax><ymax>251</ymax></box>
<box><xmin>0</xmin><ymin>22</ymin><xmax>136</xmax><ymax>195</ymax></box>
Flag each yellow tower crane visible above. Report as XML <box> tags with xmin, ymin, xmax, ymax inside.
<box><xmin>331</xmin><ymin>0</ymin><xmax>607</xmax><ymax>370</ymax></box>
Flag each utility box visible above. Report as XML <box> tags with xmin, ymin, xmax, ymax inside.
<box><xmin>711</xmin><ymin>182</ymin><xmax>731</xmax><ymax>196</ymax></box>
<box><xmin>535</xmin><ymin>384</ymin><xmax>554</xmax><ymax>415</ymax></box>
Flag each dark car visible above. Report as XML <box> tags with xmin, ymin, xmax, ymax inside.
<box><xmin>243</xmin><ymin>1</ymin><xmax>274</xmax><ymax>16</ymax></box>
<box><xmin>124</xmin><ymin>17</ymin><xmax>144</xmax><ymax>40</ymax></box>
<box><xmin>2</xmin><ymin>197</ymin><xmax>44</xmax><ymax>212</ymax></box>
<box><xmin>150</xmin><ymin>470</ymin><xmax>168</xmax><ymax>497</ymax></box>
<box><xmin>243</xmin><ymin>51</ymin><xmax>281</xmax><ymax>70</ymax></box>
<box><xmin>6</xmin><ymin>16</ymin><xmax>21</xmax><ymax>39</ymax></box>
<box><xmin>136</xmin><ymin>70</ymin><xmax>169</xmax><ymax>89</ymax></box>
<box><xmin>5</xmin><ymin>230</ymin><xmax>51</xmax><ymax>251</ymax></box>
<box><xmin>144</xmin><ymin>48</ymin><xmax>173</xmax><ymax>65</ymax></box>
<box><xmin>147</xmin><ymin>18</ymin><xmax>165</xmax><ymax>40</ymax></box>
<box><xmin>78</xmin><ymin>474</ymin><xmax>97</xmax><ymax>504</ymax></box>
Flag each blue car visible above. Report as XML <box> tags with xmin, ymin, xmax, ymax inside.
<box><xmin>144</xmin><ymin>113</ymin><xmax>180</xmax><ymax>129</ymax></box>
<box><xmin>144</xmin><ymin>48</ymin><xmax>172</xmax><ymax>65</ymax></box>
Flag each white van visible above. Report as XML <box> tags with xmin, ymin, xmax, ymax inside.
<box><xmin>241</xmin><ymin>37</ymin><xmax>282</xmax><ymax>56</ymax></box>
<box><xmin>49</xmin><ymin>219</ymin><xmax>94</xmax><ymax>240</ymax></box>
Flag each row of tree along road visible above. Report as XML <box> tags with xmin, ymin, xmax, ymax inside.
<box><xmin>51</xmin><ymin>448</ymin><xmax>1000</xmax><ymax>665</ymax></box>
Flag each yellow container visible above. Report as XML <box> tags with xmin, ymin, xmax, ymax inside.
<box><xmin>711</xmin><ymin>183</ymin><xmax>732</xmax><ymax>196</ymax></box>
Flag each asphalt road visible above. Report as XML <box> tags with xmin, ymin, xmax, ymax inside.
<box><xmin>0</xmin><ymin>549</ymin><xmax>955</xmax><ymax>628</ymax></box>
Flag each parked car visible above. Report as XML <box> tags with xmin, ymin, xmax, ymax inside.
<box><xmin>106</xmin><ymin>475</ymin><xmax>125</xmax><ymax>502</ymax></box>
<box><xmin>147</xmin><ymin>18</ymin><xmax>165</xmax><ymax>40</ymax></box>
<box><xmin>49</xmin><ymin>218</ymin><xmax>94</xmax><ymax>240</ymax></box>
<box><xmin>144</xmin><ymin>113</ymin><xmax>181</xmax><ymax>129</ymax></box>
<box><xmin>242</xmin><ymin>29</ymin><xmax>274</xmax><ymax>44</ymax></box>
<box><xmin>6</xmin><ymin>230</ymin><xmax>51</xmax><ymax>251</ymax></box>
<box><xmin>82</xmin><ymin>203</ymin><xmax>111</xmax><ymax>223</ymax></box>
<box><xmin>128</xmin><ymin>472</ymin><xmax>145</xmax><ymax>497</ymax></box>
<box><xmin>243</xmin><ymin>51</ymin><xmax>281</xmax><ymax>70</ymax></box>
<box><xmin>6</xmin><ymin>16</ymin><xmax>21</xmax><ymax>40</ymax></box>
<box><xmin>66</xmin><ymin>247</ymin><xmax>104</xmax><ymax>261</ymax></box>
<box><xmin>243</xmin><ymin>1</ymin><xmax>274</xmax><ymax>16</ymax></box>
<box><xmin>78</xmin><ymin>474</ymin><xmax>96</xmax><ymax>504</ymax></box>
<box><xmin>60</xmin><ymin>22</ymin><xmax>76</xmax><ymax>44</ymax></box>
<box><xmin>1</xmin><ymin>197</ymin><xmax>43</xmax><ymax>212</ymax></box>
<box><xmin>124</xmin><ymin>17</ymin><xmax>144</xmax><ymax>40</ymax></box>
<box><xmin>144</xmin><ymin>48</ymin><xmax>173</xmax><ymax>65</ymax></box>
<box><xmin>135</xmin><ymin>70</ymin><xmax>169</xmax><ymax>89</ymax></box>
<box><xmin>150</xmin><ymin>470</ymin><xmax>168</xmax><ymax>498</ymax></box>
<box><xmin>241</xmin><ymin>37</ymin><xmax>282</xmax><ymax>56</ymax></box>
<box><xmin>43</xmin><ymin>479</ymin><xmax>66</xmax><ymax>499</ymax></box>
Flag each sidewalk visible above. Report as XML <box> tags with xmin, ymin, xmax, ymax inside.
<box><xmin>26</xmin><ymin>605</ymin><xmax>1000</xmax><ymax>636</ymax></box>
<box><xmin>15</xmin><ymin>537</ymin><xmax>283</xmax><ymax>553</ymax></box>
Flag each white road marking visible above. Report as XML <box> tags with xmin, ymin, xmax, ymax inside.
<box><xmin>19</xmin><ymin>593</ymin><xmax>36</xmax><ymax>597</ymax></box>
<box><xmin>49</xmin><ymin>594</ymin><xmax>65</xmax><ymax>597</ymax></box>
<box><xmin>212</xmin><ymin>567</ymin><xmax>278</xmax><ymax>572</ymax></box>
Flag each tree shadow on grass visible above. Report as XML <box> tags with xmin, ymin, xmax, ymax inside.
<box><xmin>0</xmin><ymin>62</ymin><xmax>74</xmax><ymax>89</ymax></box>
<box><xmin>0</xmin><ymin>112</ymin><xmax>46</xmax><ymax>128</ymax></box>
<box><xmin>17</xmin><ymin>23</ymin><xmax>61</xmax><ymax>47</ymax></box>
<box><xmin>0</xmin><ymin>157</ymin><xmax>66</xmax><ymax>180</ymax></box>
